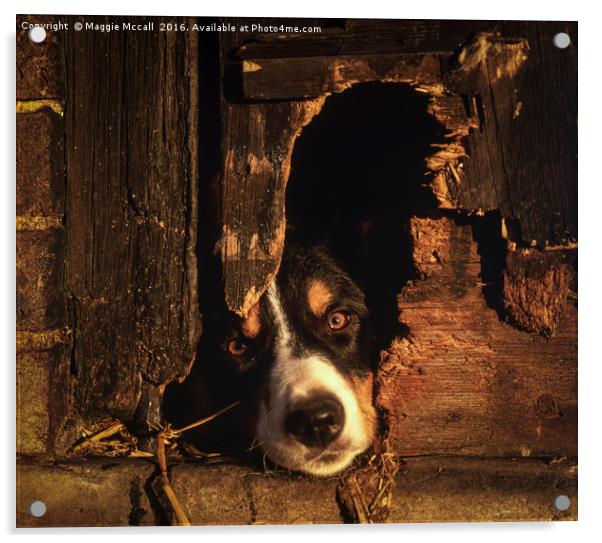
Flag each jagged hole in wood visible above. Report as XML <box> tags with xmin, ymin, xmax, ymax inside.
<box><xmin>286</xmin><ymin>81</ymin><xmax>447</xmax><ymax>359</ymax></box>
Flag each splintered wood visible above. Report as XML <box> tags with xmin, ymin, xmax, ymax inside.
<box><xmin>219</xmin><ymin>98</ymin><xmax>325</xmax><ymax>317</ymax></box>
<box><xmin>503</xmin><ymin>250</ymin><xmax>574</xmax><ymax>336</ymax></box>
<box><xmin>376</xmin><ymin>217</ymin><xmax>577</xmax><ymax>458</ymax></box>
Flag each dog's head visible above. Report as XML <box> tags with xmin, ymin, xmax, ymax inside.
<box><xmin>214</xmin><ymin>242</ymin><xmax>377</xmax><ymax>476</ymax></box>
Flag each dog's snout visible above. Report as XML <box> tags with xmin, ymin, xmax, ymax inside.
<box><xmin>284</xmin><ymin>395</ymin><xmax>345</xmax><ymax>448</ymax></box>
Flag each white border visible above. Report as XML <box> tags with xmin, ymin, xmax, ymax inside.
<box><xmin>3</xmin><ymin>1</ymin><xmax>600</xmax><ymax>541</ymax></box>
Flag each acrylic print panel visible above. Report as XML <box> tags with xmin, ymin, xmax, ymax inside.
<box><xmin>16</xmin><ymin>14</ymin><xmax>577</xmax><ymax>526</ymax></box>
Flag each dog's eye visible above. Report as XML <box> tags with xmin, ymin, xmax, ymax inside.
<box><xmin>327</xmin><ymin>310</ymin><xmax>352</xmax><ymax>331</ymax></box>
<box><xmin>227</xmin><ymin>339</ymin><xmax>248</xmax><ymax>356</ymax></box>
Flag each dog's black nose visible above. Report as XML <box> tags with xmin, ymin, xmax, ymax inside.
<box><xmin>285</xmin><ymin>395</ymin><xmax>345</xmax><ymax>448</ymax></box>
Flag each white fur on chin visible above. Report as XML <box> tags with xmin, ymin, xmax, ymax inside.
<box><xmin>256</xmin><ymin>282</ymin><xmax>371</xmax><ymax>476</ymax></box>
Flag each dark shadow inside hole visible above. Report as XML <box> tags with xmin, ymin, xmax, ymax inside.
<box><xmin>286</xmin><ymin>82</ymin><xmax>446</xmax><ymax>355</ymax></box>
<box><xmin>471</xmin><ymin>211</ymin><xmax>508</xmax><ymax>320</ymax></box>
<box><xmin>163</xmin><ymin>26</ymin><xmax>245</xmax><ymax>453</ymax></box>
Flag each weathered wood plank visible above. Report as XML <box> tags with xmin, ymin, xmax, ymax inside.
<box><xmin>219</xmin><ymin>25</ymin><xmax>326</xmax><ymax>316</ymax></box>
<box><xmin>443</xmin><ymin>23</ymin><xmax>577</xmax><ymax>245</ymax></box>
<box><xmin>63</xmin><ymin>16</ymin><xmax>201</xmax><ymax>420</ymax></box>
<box><xmin>219</xmin><ymin>99</ymin><xmax>327</xmax><ymax>316</ymax></box>
<box><xmin>235</xmin><ymin>52</ymin><xmax>444</xmax><ymax>100</ymax></box>
<box><xmin>376</xmin><ymin>216</ymin><xmax>577</xmax><ymax>457</ymax></box>
<box><xmin>235</xmin><ymin>19</ymin><xmax>498</xmax><ymax>59</ymax></box>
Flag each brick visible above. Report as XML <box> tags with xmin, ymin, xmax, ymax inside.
<box><xmin>16</xmin><ymin>329</ymin><xmax>70</xmax><ymax>352</ymax></box>
<box><xmin>16</xmin><ymin>341</ymin><xmax>72</xmax><ymax>458</ymax></box>
<box><xmin>16</xmin><ymin>15</ymin><xmax>65</xmax><ymax>100</ymax></box>
<box><xmin>16</xmin><ymin>457</ymin><xmax>576</xmax><ymax>527</ymax></box>
<box><xmin>16</xmin><ymin>229</ymin><xmax>66</xmax><ymax>331</ymax></box>
<box><xmin>16</xmin><ymin>352</ymin><xmax>51</xmax><ymax>455</ymax></box>
<box><xmin>17</xmin><ymin>461</ymin><xmax>156</xmax><ymax>527</ymax></box>
<box><xmin>17</xmin><ymin>111</ymin><xmax>65</xmax><ymax>217</ymax></box>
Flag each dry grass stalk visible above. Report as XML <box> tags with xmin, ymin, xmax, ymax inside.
<box><xmin>165</xmin><ymin>401</ymin><xmax>241</xmax><ymax>439</ymax></box>
<box><xmin>68</xmin><ymin>420</ymin><xmax>142</xmax><ymax>457</ymax></box>
<box><xmin>151</xmin><ymin>401</ymin><xmax>241</xmax><ymax>526</ymax></box>
<box><xmin>155</xmin><ymin>430</ymin><xmax>191</xmax><ymax>526</ymax></box>
<box><xmin>337</xmin><ymin>437</ymin><xmax>400</xmax><ymax>523</ymax></box>
<box><xmin>67</xmin><ymin>402</ymin><xmax>241</xmax><ymax>525</ymax></box>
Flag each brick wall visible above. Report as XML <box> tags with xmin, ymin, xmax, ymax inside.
<box><xmin>16</xmin><ymin>16</ymin><xmax>72</xmax><ymax>458</ymax></box>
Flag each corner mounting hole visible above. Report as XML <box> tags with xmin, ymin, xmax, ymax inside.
<box><xmin>29</xmin><ymin>500</ymin><xmax>47</xmax><ymax>517</ymax></box>
<box><xmin>554</xmin><ymin>494</ymin><xmax>571</xmax><ymax>511</ymax></box>
<box><xmin>27</xmin><ymin>27</ymin><xmax>47</xmax><ymax>44</ymax></box>
<box><xmin>553</xmin><ymin>32</ymin><xmax>571</xmax><ymax>49</ymax></box>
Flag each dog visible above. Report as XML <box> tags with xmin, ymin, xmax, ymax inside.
<box><xmin>172</xmin><ymin>240</ymin><xmax>377</xmax><ymax>476</ymax></box>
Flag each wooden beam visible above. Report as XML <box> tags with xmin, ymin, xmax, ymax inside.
<box><xmin>234</xmin><ymin>19</ymin><xmax>498</xmax><ymax>59</ymax></box>
<box><xmin>232</xmin><ymin>52</ymin><xmax>444</xmax><ymax>100</ymax></box>
<box><xmin>63</xmin><ymin>16</ymin><xmax>202</xmax><ymax>420</ymax></box>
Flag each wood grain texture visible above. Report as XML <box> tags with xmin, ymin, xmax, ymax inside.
<box><xmin>63</xmin><ymin>16</ymin><xmax>201</xmax><ymax>419</ymax></box>
<box><xmin>16</xmin><ymin>16</ymin><xmax>577</xmax><ymax>464</ymax></box>
<box><xmin>219</xmin><ymin>100</ymin><xmax>328</xmax><ymax>317</ymax></box>
<box><xmin>234</xmin><ymin>19</ymin><xmax>498</xmax><ymax>59</ymax></box>
<box><xmin>443</xmin><ymin>23</ymin><xmax>577</xmax><ymax>245</ymax></box>
<box><xmin>219</xmin><ymin>24</ymin><xmax>326</xmax><ymax>316</ymax></box>
<box><xmin>376</xmin><ymin>217</ymin><xmax>577</xmax><ymax>457</ymax></box>
<box><xmin>220</xmin><ymin>23</ymin><xmax>577</xmax><ymax>337</ymax></box>
<box><xmin>236</xmin><ymin>52</ymin><xmax>444</xmax><ymax>100</ymax></box>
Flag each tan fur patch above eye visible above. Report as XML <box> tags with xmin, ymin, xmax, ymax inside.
<box><xmin>349</xmin><ymin>373</ymin><xmax>377</xmax><ymax>443</ymax></box>
<box><xmin>241</xmin><ymin>303</ymin><xmax>261</xmax><ymax>338</ymax></box>
<box><xmin>307</xmin><ymin>280</ymin><xmax>333</xmax><ymax>317</ymax></box>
